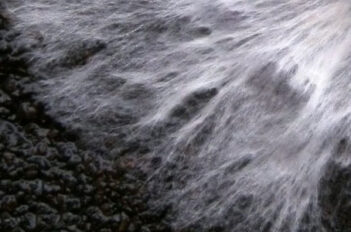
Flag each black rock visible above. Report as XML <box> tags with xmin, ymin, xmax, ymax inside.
<box><xmin>21</xmin><ymin>212</ymin><xmax>37</xmax><ymax>231</ymax></box>
<box><xmin>18</xmin><ymin>102</ymin><xmax>38</xmax><ymax>121</ymax></box>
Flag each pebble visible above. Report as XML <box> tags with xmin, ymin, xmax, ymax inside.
<box><xmin>18</xmin><ymin>102</ymin><xmax>38</xmax><ymax>121</ymax></box>
<box><xmin>0</xmin><ymin>14</ymin><xmax>171</xmax><ymax>232</ymax></box>
<box><xmin>21</xmin><ymin>212</ymin><xmax>37</xmax><ymax>231</ymax></box>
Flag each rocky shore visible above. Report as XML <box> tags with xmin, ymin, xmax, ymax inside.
<box><xmin>0</xmin><ymin>8</ymin><xmax>170</xmax><ymax>232</ymax></box>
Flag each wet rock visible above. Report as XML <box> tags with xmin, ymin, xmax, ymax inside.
<box><xmin>35</xmin><ymin>202</ymin><xmax>57</xmax><ymax>214</ymax></box>
<box><xmin>87</xmin><ymin>206</ymin><xmax>109</xmax><ymax>223</ymax></box>
<box><xmin>68</xmin><ymin>154</ymin><xmax>82</xmax><ymax>166</ymax></box>
<box><xmin>0</xmin><ymin>194</ymin><xmax>17</xmax><ymax>211</ymax></box>
<box><xmin>15</xmin><ymin>205</ymin><xmax>29</xmax><ymax>215</ymax></box>
<box><xmin>0</xmin><ymin>12</ymin><xmax>171</xmax><ymax>231</ymax></box>
<box><xmin>28</xmin><ymin>180</ymin><xmax>43</xmax><ymax>196</ymax></box>
<box><xmin>65</xmin><ymin>197</ymin><xmax>81</xmax><ymax>211</ymax></box>
<box><xmin>118</xmin><ymin>212</ymin><xmax>130</xmax><ymax>232</ymax></box>
<box><xmin>35</xmin><ymin>142</ymin><xmax>48</xmax><ymax>155</ymax></box>
<box><xmin>24</xmin><ymin>165</ymin><xmax>39</xmax><ymax>180</ymax></box>
<box><xmin>192</xmin><ymin>26</ymin><xmax>212</xmax><ymax>37</ymax></box>
<box><xmin>56</xmin><ymin>39</ymin><xmax>106</xmax><ymax>68</ymax></box>
<box><xmin>18</xmin><ymin>102</ymin><xmax>38</xmax><ymax>121</ymax></box>
<box><xmin>21</xmin><ymin>212</ymin><xmax>37</xmax><ymax>231</ymax></box>
<box><xmin>43</xmin><ymin>183</ymin><xmax>61</xmax><ymax>194</ymax></box>
<box><xmin>0</xmin><ymin>107</ymin><xmax>10</xmax><ymax>116</ymax></box>
<box><xmin>170</xmin><ymin>87</ymin><xmax>218</xmax><ymax>121</ymax></box>
<box><xmin>319</xmin><ymin>160</ymin><xmax>351</xmax><ymax>232</ymax></box>
<box><xmin>62</xmin><ymin>212</ymin><xmax>81</xmax><ymax>225</ymax></box>
<box><xmin>2</xmin><ymin>216</ymin><xmax>18</xmax><ymax>230</ymax></box>
<box><xmin>0</xmin><ymin>89</ymin><xmax>11</xmax><ymax>105</ymax></box>
<box><xmin>38</xmin><ymin>214</ymin><xmax>60</xmax><ymax>226</ymax></box>
<box><xmin>27</xmin><ymin>155</ymin><xmax>51</xmax><ymax>170</ymax></box>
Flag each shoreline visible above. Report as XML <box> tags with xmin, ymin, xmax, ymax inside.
<box><xmin>0</xmin><ymin>8</ymin><xmax>171</xmax><ymax>232</ymax></box>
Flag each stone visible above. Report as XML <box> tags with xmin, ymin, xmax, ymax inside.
<box><xmin>62</xmin><ymin>212</ymin><xmax>81</xmax><ymax>225</ymax></box>
<box><xmin>1</xmin><ymin>194</ymin><xmax>17</xmax><ymax>211</ymax></box>
<box><xmin>21</xmin><ymin>212</ymin><xmax>37</xmax><ymax>231</ymax></box>
<box><xmin>15</xmin><ymin>205</ymin><xmax>29</xmax><ymax>215</ymax></box>
<box><xmin>27</xmin><ymin>155</ymin><xmax>51</xmax><ymax>170</ymax></box>
<box><xmin>18</xmin><ymin>102</ymin><xmax>38</xmax><ymax>121</ymax></box>
<box><xmin>0</xmin><ymin>89</ymin><xmax>11</xmax><ymax>105</ymax></box>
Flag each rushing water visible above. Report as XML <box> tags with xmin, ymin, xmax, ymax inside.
<box><xmin>5</xmin><ymin>0</ymin><xmax>351</xmax><ymax>231</ymax></box>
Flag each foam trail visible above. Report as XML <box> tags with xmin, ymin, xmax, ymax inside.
<box><xmin>5</xmin><ymin>0</ymin><xmax>351</xmax><ymax>231</ymax></box>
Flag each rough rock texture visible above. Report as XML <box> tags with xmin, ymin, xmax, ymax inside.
<box><xmin>0</xmin><ymin>9</ymin><xmax>170</xmax><ymax>232</ymax></box>
<box><xmin>318</xmin><ymin>139</ymin><xmax>351</xmax><ymax>232</ymax></box>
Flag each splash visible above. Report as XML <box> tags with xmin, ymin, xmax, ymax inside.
<box><xmin>6</xmin><ymin>0</ymin><xmax>351</xmax><ymax>231</ymax></box>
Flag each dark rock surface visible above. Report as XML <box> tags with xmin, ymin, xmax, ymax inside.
<box><xmin>0</xmin><ymin>8</ymin><xmax>170</xmax><ymax>232</ymax></box>
<box><xmin>318</xmin><ymin>139</ymin><xmax>351</xmax><ymax>232</ymax></box>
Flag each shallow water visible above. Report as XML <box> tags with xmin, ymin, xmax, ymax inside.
<box><xmin>5</xmin><ymin>0</ymin><xmax>351</xmax><ymax>231</ymax></box>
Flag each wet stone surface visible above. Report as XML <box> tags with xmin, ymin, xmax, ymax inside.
<box><xmin>0</xmin><ymin>10</ymin><xmax>171</xmax><ymax>232</ymax></box>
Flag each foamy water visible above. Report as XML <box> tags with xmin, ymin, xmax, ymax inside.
<box><xmin>5</xmin><ymin>0</ymin><xmax>351</xmax><ymax>231</ymax></box>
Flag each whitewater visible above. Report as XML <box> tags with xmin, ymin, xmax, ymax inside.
<box><xmin>5</xmin><ymin>0</ymin><xmax>351</xmax><ymax>231</ymax></box>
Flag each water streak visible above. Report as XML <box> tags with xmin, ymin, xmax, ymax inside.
<box><xmin>6</xmin><ymin>0</ymin><xmax>351</xmax><ymax>231</ymax></box>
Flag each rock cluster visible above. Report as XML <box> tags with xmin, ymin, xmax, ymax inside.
<box><xmin>0</xmin><ymin>10</ymin><xmax>170</xmax><ymax>232</ymax></box>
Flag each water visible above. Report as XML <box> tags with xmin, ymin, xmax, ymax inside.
<box><xmin>5</xmin><ymin>0</ymin><xmax>351</xmax><ymax>231</ymax></box>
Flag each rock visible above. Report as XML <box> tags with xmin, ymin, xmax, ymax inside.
<box><xmin>14</xmin><ymin>180</ymin><xmax>31</xmax><ymax>193</ymax></box>
<box><xmin>0</xmin><ymin>194</ymin><xmax>17</xmax><ymax>211</ymax></box>
<box><xmin>28</xmin><ymin>180</ymin><xmax>43</xmax><ymax>196</ymax></box>
<box><xmin>118</xmin><ymin>212</ymin><xmax>130</xmax><ymax>232</ymax></box>
<box><xmin>86</xmin><ymin>206</ymin><xmax>108</xmax><ymax>223</ymax></box>
<box><xmin>43</xmin><ymin>183</ymin><xmax>61</xmax><ymax>194</ymax></box>
<box><xmin>35</xmin><ymin>202</ymin><xmax>57</xmax><ymax>214</ymax></box>
<box><xmin>192</xmin><ymin>26</ymin><xmax>212</xmax><ymax>37</ymax></box>
<box><xmin>62</xmin><ymin>212</ymin><xmax>81</xmax><ymax>225</ymax></box>
<box><xmin>21</xmin><ymin>212</ymin><xmax>37</xmax><ymax>231</ymax></box>
<box><xmin>65</xmin><ymin>197</ymin><xmax>81</xmax><ymax>211</ymax></box>
<box><xmin>0</xmin><ymin>90</ymin><xmax>11</xmax><ymax>105</ymax></box>
<box><xmin>38</xmin><ymin>214</ymin><xmax>60</xmax><ymax>226</ymax></box>
<box><xmin>27</xmin><ymin>155</ymin><xmax>51</xmax><ymax>170</ymax></box>
<box><xmin>18</xmin><ymin>102</ymin><xmax>38</xmax><ymax>121</ymax></box>
<box><xmin>35</xmin><ymin>142</ymin><xmax>48</xmax><ymax>155</ymax></box>
<box><xmin>15</xmin><ymin>205</ymin><xmax>29</xmax><ymax>215</ymax></box>
<box><xmin>2</xmin><ymin>216</ymin><xmax>18</xmax><ymax>230</ymax></box>
<box><xmin>0</xmin><ymin>15</ymin><xmax>171</xmax><ymax>231</ymax></box>
<box><xmin>68</xmin><ymin>154</ymin><xmax>82</xmax><ymax>166</ymax></box>
<box><xmin>319</xmin><ymin>160</ymin><xmax>351</xmax><ymax>231</ymax></box>
<box><xmin>3</xmin><ymin>151</ymin><xmax>15</xmax><ymax>163</ymax></box>
<box><xmin>24</xmin><ymin>166</ymin><xmax>39</xmax><ymax>180</ymax></box>
<box><xmin>0</xmin><ymin>106</ymin><xmax>10</xmax><ymax>116</ymax></box>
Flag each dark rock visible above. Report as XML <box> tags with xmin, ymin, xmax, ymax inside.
<box><xmin>38</xmin><ymin>214</ymin><xmax>60</xmax><ymax>226</ymax></box>
<box><xmin>0</xmin><ymin>13</ymin><xmax>171</xmax><ymax>231</ymax></box>
<box><xmin>0</xmin><ymin>106</ymin><xmax>10</xmax><ymax>116</ymax></box>
<box><xmin>62</xmin><ymin>212</ymin><xmax>81</xmax><ymax>225</ymax></box>
<box><xmin>0</xmin><ymin>194</ymin><xmax>17</xmax><ymax>211</ymax></box>
<box><xmin>34</xmin><ymin>202</ymin><xmax>57</xmax><ymax>214</ymax></box>
<box><xmin>68</xmin><ymin>154</ymin><xmax>82</xmax><ymax>166</ymax></box>
<box><xmin>2</xmin><ymin>216</ymin><xmax>18</xmax><ymax>230</ymax></box>
<box><xmin>21</xmin><ymin>212</ymin><xmax>37</xmax><ymax>231</ymax></box>
<box><xmin>65</xmin><ymin>197</ymin><xmax>81</xmax><ymax>211</ymax></box>
<box><xmin>43</xmin><ymin>183</ymin><xmax>61</xmax><ymax>194</ymax></box>
<box><xmin>86</xmin><ymin>206</ymin><xmax>108</xmax><ymax>223</ymax></box>
<box><xmin>27</xmin><ymin>155</ymin><xmax>51</xmax><ymax>170</ymax></box>
<box><xmin>319</xmin><ymin>160</ymin><xmax>351</xmax><ymax>232</ymax></box>
<box><xmin>24</xmin><ymin>165</ymin><xmax>39</xmax><ymax>179</ymax></box>
<box><xmin>14</xmin><ymin>180</ymin><xmax>31</xmax><ymax>193</ymax></box>
<box><xmin>35</xmin><ymin>142</ymin><xmax>48</xmax><ymax>155</ymax></box>
<box><xmin>18</xmin><ymin>102</ymin><xmax>38</xmax><ymax>121</ymax></box>
<box><xmin>0</xmin><ymin>90</ymin><xmax>11</xmax><ymax>105</ymax></box>
<box><xmin>28</xmin><ymin>180</ymin><xmax>43</xmax><ymax>196</ymax></box>
<box><xmin>15</xmin><ymin>205</ymin><xmax>29</xmax><ymax>215</ymax></box>
<box><xmin>192</xmin><ymin>26</ymin><xmax>212</xmax><ymax>37</ymax></box>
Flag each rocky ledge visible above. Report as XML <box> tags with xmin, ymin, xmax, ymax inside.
<box><xmin>0</xmin><ymin>9</ymin><xmax>170</xmax><ymax>232</ymax></box>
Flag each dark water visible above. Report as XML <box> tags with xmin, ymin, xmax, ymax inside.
<box><xmin>5</xmin><ymin>0</ymin><xmax>351</xmax><ymax>231</ymax></box>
